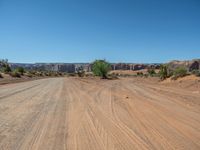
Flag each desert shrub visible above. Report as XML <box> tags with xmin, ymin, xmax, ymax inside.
<box><xmin>58</xmin><ymin>72</ymin><xmax>63</xmax><ymax>76</ymax></box>
<box><xmin>172</xmin><ymin>67</ymin><xmax>187</xmax><ymax>80</ymax></box>
<box><xmin>0</xmin><ymin>59</ymin><xmax>11</xmax><ymax>73</ymax></box>
<box><xmin>1</xmin><ymin>64</ymin><xmax>11</xmax><ymax>73</ymax></box>
<box><xmin>68</xmin><ymin>73</ymin><xmax>76</xmax><ymax>77</ymax></box>
<box><xmin>15</xmin><ymin>67</ymin><xmax>25</xmax><ymax>75</ymax></box>
<box><xmin>137</xmin><ymin>72</ymin><xmax>143</xmax><ymax>76</ymax></box>
<box><xmin>77</xmin><ymin>67</ymin><xmax>85</xmax><ymax>77</ymax></box>
<box><xmin>159</xmin><ymin>65</ymin><xmax>168</xmax><ymax>80</ymax></box>
<box><xmin>35</xmin><ymin>71</ymin><xmax>43</xmax><ymax>76</ymax></box>
<box><xmin>28</xmin><ymin>70</ymin><xmax>37</xmax><ymax>75</ymax></box>
<box><xmin>25</xmin><ymin>71</ymin><xmax>34</xmax><ymax>77</ymax></box>
<box><xmin>26</xmin><ymin>73</ymin><xmax>33</xmax><ymax>78</ymax></box>
<box><xmin>44</xmin><ymin>71</ymin><xmax>61</xmax><ymax>77</ymax></box>
<box><xmin>92</xmin><ymin>60</ymin><xmax>111</xmax><ymax>79</ymax></box>
<box><xmin>144</xmin><ymin>74</ymin><xmax>149</xmax><ymax>78</ymax></box>
<box><xmin>9</xmin><ymin>71</ymin><xmax>21</xmax><ymax>78</ymax></box>
<box><xmin>0</xmin><ymin>73</ymin><xmax>3</xmax><ymax>78</ymax></box>
<box><xmin>43</xmin><ymin>71</ymin><xmax>49</xmax><ymax>76</ymax></box>
<box><xmin>77</xmin><ymin>70</ymin><xmax>85</xmax><ymax>77</ymax></box>
<box><xmin>48</xmin><ymin>72</ymin><xmax>54</xmax><ymax>76</ymax></box>
<box><xmin>53</xmin><ymin>72</ymin><xmax>59</xmax><ymax>77</ymax></box>
<box><xmin>147</xmin><ymin>68</ymin><xmax>156</xmax><ymax>76</ymax></box>
<box><xmin>191</xmin><ymin>70</ymin><xmax>200</xmax><ymax>77</ymax></box>
<box><xmin>49</xmin><ymin>71</ymin><xmax>63</xmax><ymax>77</ymax></box>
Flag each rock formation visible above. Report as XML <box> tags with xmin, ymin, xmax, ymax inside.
<box><xmin>8</xmin><ymin>59</ymin><xmax>200</xmax><ymax>73</ymax></box>
<box><xmin>168</xmin><ymin>59</ymin><xmax>200</xmax><ymax>71</ymax></box>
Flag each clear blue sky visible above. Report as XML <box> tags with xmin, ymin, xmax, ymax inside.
<box><xmin>0</xmin><ymin>0</ymin><xmax>200</xmax><ymax>63</ymax></box>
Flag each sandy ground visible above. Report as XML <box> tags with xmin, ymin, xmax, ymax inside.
<box><xmin>0</xmin><ymin>77</ymin><xmax>199</xmax><ymax>150</ymax></box>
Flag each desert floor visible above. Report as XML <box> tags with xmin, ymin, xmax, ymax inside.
<box><xmin>0</xmin><ymin>77</ymin><xmax>199</xmax><ymax>150</ymax></box>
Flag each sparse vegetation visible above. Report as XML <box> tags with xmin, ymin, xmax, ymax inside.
<box><xmin>147</xmin><ymin>68</ymin><xmax>156</xmax><ymax>76</ymax></box>
<box><xmin>191</xmin><ymin>70</ymin><xmax>200</xmax><ymax>77</ymax></box>
<box><xmin>67</xmin><ymin>73</ymin><xmax>76</xmax><ymax>77</ymax></box>
<box><xmin>28</xmin><ymin>70</ymin><xmax>37</xmax><ymax>75</ymax></box>
<box><xmin>15</xmin><ymin>67</ymin><xmax>25</xmax><ymax>75</ymax></box>
<box><xmin>35</xmin><ymin>71</ymin><xmax>43</xmax><ymax>77</ymax></box>
<box><xmin>2</xmin><ymin>65</ymin><xmax>12</xmax><ymax>73</ymax></box>
<box><xmin>92</xmin><ymin>60</ymin><xmax>111</xmax><ymax>79</ymax></box>
<box><xmin>0</xmin><ymin>59</ymin><xmax>11</xmax><ymax>73</ymax></box>
<box><xmin>108</xmin><ymin>73</ymin><xmax>119</xmax><ymax>79</ymax></box>
<box><xmin>25</xmin><ymin>72</ymin><xmax>33</xmax><ymax>78</ymax></box>
<box><xmin>172</xmin><ymin>67</ymin><xmax>187</xmax><ymax>80</ymax></box>
<box><xmin>9</xmin><ymin>71</ymin><xmax>21</xmax><ymax>78</ymax></box>
<box><xmin>137</xmin><ymin>72</ymin><xmax>143</xmax><ymax>76</ymax></box>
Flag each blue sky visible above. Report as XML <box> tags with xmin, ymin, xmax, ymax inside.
<box><xmin>0</xmin><ymin>0</ymin><xmax>200</xmax><ymax>63</ymax></box>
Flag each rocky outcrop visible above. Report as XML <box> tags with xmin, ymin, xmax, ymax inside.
<box><xmin>111</xmin><ymin>63</ymin><xmax>133</xmax><ymax>70</ymax></box>
<box><xmin>9</xmin><ymin>63</ymin><xmax>92</xmax><ymax>73</ymax></box>
<box><xmin>8</xmin><ymin>59</ymin><xmax>200</xmax><ymax>73</ymax></box>
<box><xmin>111</xmin><ymin>63</ymin><xmax>160</xmax><ymax>71</ymax></box>
<box><xmin>9</xmin><ymin>62</ymin><xmax>161</xmax><ymax>73</ymax></box>
<box><xmin>168</xmin><ymin>59</ymin><xmax>200</xmax><ymax>71</ymax></box>
<box><xmin>10</xmin><ymin>63</ymin><xmax>76</xmax><ymax>73</ymax></box>
<box><xmin>133</xmin><ymin>64</ymin><xmax>146</xmax><ymax>70</ymax></box>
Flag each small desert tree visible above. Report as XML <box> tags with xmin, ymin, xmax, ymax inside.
<box><xmin>159</xmin><ymin>65</ymin><xmax>168</xmax><ymax>80</ymax></box>
<box><xmin>0</xmin><ymin>59</ymin><xmax>11</xmax><ymax>73</ymax></box>
<box><xmin>92</xmin><ymin>60</ymin><xmax>111</xmax><ymax>79</ymax></box>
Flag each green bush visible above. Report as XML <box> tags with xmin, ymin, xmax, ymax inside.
<box><xmin>172</xmin><ymin>67</ymin><xmax>187</xmax><ymax>80</ymax></box>
<box><xmin>2</xmin><ymin>64</ymin><xmax>11</xmax><ymax>73</ymax></box>
<box><xmin>9</xmin><ymin>71</ymin><xmax>21</xmax><ymax>78</ymax></box>
<box><xmin>191</xmin><ymin>70</ymin><xmax>200</xmax><ymax>77</ymax></box>
<box><xmin>159</xmin><ymin>65</ymin><xmax>168</xmax><ymax>80</ymax></box>
<box><xmin>147</xmin><ymin>68</ymin><xmax>156</xmax><ymax>76</ymax></box>
<box><xmin>0</xmin><ymin>59</ymin><xmax>11</xmax><ymax>73</ymax></box>
<box><xmin>15</xmin><ymin>67</ymin><xmax>25</xmax><ymax>75</ymax></box>
<box><xmin>92</xmin><ymin>60</ymin><xmax>111</xmax><ymax>79</ymax></box>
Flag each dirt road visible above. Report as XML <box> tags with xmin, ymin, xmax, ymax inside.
<box><xmin>0</xmin><ymin>77</ymin><xmax>199</xmax><ymax>150</ymax></box>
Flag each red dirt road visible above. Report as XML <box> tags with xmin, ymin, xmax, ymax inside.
<box><xmin>0</xmin><ymin>77</ymin><xmax>199</xmax><ymax>150</ymax></box>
